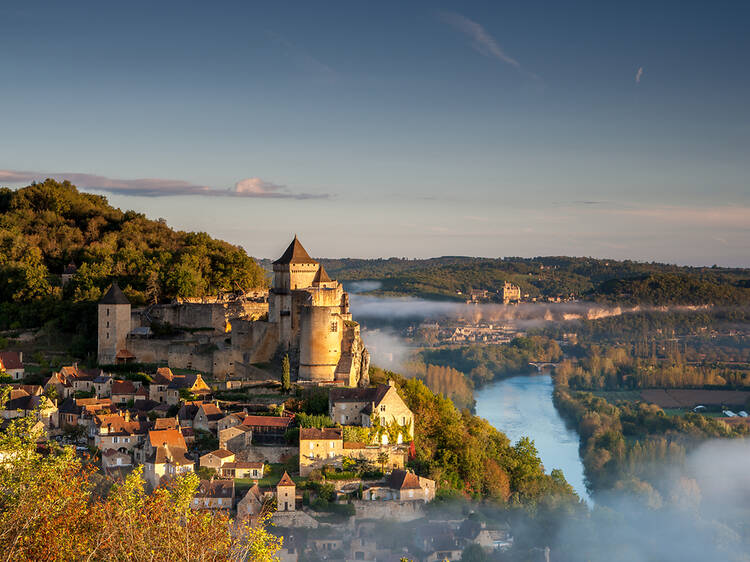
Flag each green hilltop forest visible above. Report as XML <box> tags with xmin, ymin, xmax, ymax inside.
<box><xmin>0</xmin><ymin>179</ymin><xmax>267</xmax><ymax>354</ymax></box>
<box><xmin>321</xmin><ymin>256</ymin><xmax>750</xmax><ymax>304</ymax></box>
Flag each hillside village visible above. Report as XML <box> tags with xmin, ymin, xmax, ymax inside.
<box><xmin>0</xmin><ymin>358</ymin><xmax>518</xmax><ymax>560</ymax></box>
<box><xmin>0</xmin><ymin>236</ymin><xmax>515</xmax><ymax>561</ymax></box>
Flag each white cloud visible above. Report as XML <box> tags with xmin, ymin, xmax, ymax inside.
<box><xmin>441</xmin><ymin>12</ymin><xmax>520</xmax><ymax>68</ymax></box>
<box><xmin>636</xmin><ymin>66</ymin><xmax>644</xmax><ymax>83</ymax></box>
<box><xmin>0</xmin><ymin>170</ymin><xmax>328</xmax><ymax>200</ymax></box>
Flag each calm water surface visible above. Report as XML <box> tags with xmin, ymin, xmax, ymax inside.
<box><xmin>475</xmin><ymin>374</ymin><xmax>591</xmax><ymax>504</ymax></box>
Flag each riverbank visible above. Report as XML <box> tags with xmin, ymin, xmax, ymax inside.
<box><xmin>475</xmin><ymin>373</ymin><xmax>591</xmax><ymax>504</ymax></box>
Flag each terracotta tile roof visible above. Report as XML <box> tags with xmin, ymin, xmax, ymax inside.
<box><xmin>148</xmin><ymin>429</ymin><xmax>187</xmax><ymax>450</ymax></box>
<box><xmin>273</xmin><ymin>235</ymin><xmax>318</xmax><ymax>265</ymax></box>
<box><xmin>99</xmin><ymin>283</ymin><xmax>130</xmax><ymax>305</ymax></box>
<box><xmin>300</xmin><ymin>427</ymin><xmax>342</xmax><ymax>441</ymax></box>
<box><xmin>15</xmin><ymin>384</ymin><xmax>41</xmax><ymax>396</ymax></box>
<box><xmin>76</xmin><ymin>398</ymin><xmax>111</xmax><ymax>407</ymax></box>
<box><xmin>149</xmin><ymin>444</ymin><xmax>192</xmax><ymax>466</ymax></box>
<box><xmin>209</xmin><ymin>448</ymin><xmax>234</xmax><ymax>459</ymax></box>
<box><xmin>223</xmin><ymin>461</ymin><xmax>263</xmax><ymax>470</ymax></box>
<box><xmin>95</xmin><ymin>413</ymin><xmax>148</xmax><ymax>435</ymax></box>
<box><xmin>156</xmin><ymin>367</ymin><xmax>174</xmax><ymax>380</ymax></box>
<box><xmin>0</xmin><ymin>352</ymin><xmax>23</xmax><ymax>371</ymax></box>
<box><xmin>153</xmin><ymin>417</ymin><xmax>178</xmax><ymax>430</ymax></box>
<box><xmin>196</xmin><ymin>479</ymin><xmax>234</xmax><ymax>498</ymax></box>
<box><xmin>111</xmin><ymin>380</ymin><xmax>137</xmax><ymax>395</ymax></box>
<box><xmin>199</xmin><ymin>403</ymin><xmax>223</xmax><ymax>418</ymax></box>
<box><xmin>242</xmin><ymin>415</ymin><xmax>293</xmax><ymax>429</ymax></box>
<box><xmin>115</xmin><ymin>349</ymin><xmax>136</xmax><ymax>360</ymax></box>
<box><xmin>277</xmin><ymin>471</ymin><xmax>295</xmax><ymax>487</ymax></box>
<box><xmin>243</xmin><ymin>484</ymin><xmax>263</xmax><ymax>501</ymax></box>
<box><xmin>59</xmin><ymin>365</ymin><xmax>80</xmax><ymax>378</ymax></box>
<box><xmin>387</xmin><ymin>469</ymin><xmax>422</xmax><ymax>490</ymax></box>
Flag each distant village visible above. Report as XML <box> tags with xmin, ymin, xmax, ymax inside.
<box><xmin>0</xmin><ymin>237</ymin><xmax>514</xmax><ymax>561</ymax></box>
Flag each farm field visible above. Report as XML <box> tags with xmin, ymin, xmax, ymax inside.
<box><xmin>640</xmin><ymin>389</ymin><xmax>750</xmax><ymax>408</ymax></box>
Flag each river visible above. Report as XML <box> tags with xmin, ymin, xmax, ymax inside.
<box><xmin>474</xmin><ymin>373</ymin><xmax>591</xmax><ymax>504</ymax></box>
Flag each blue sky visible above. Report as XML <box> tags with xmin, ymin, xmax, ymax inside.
<box><xmin>1</xmin><ymin>1</ymin><xmax>748</xmax><ymax>265</ymax></box>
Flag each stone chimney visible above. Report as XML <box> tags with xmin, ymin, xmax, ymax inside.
<box><xmin>388</xmin><ymin>379</ymin><xmax>395</xmax><ymax>387</ymax></box>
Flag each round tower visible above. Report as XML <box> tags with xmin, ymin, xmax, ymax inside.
<box><xmin>97</xmin><ymin>282</ymin><xmax>131</xmax><ymax>365</ymax></box>
<box><xmin>298</xmin><ymin>304</ymin><xmax>342</xmax><ymax>382</ymax></box>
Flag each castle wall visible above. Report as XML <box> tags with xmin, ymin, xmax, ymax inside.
<box><xmin>231</xmin><ymin>319</ymin><xmax>279</xmax><ymax>364</ymax></box>
<box><xmin>148</xmin><ymin>300</ymin><xmax>267</xmax><ymax>333</ymax></box>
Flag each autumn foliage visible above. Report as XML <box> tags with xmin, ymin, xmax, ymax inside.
<box><xmin>0</xmin><ymin>416</ymin><xmax>281</xmax><ymax>562</ymax></box>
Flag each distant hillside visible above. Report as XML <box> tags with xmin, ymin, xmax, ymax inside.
<box><xmin>321</xmin><ymin>256</ymin><xmax>750</xmax><ymax>305</ymax></box>
<box><xmin>0</xmin><ymin>179</ymin><xmax>267</xmax><ymax>335</ymax></box>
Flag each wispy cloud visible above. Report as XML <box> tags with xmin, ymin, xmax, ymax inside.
<box><xmin>266</xmin><ymin>30</ymin><xmax>337</xmax><ymax>77</ymax></box>
<box><xmin>0</xmin><ymin>170</ymin><xmax>328</xmax><ymax>199</ymax></box>
<box><xmin>441</xmin><ymin>12</ymin><xmax>519</xmax><ymax>68</ymax></box>
<box><xmin>599</xmin><ymin>204</ymin><xmax>750</xmax><ymax>229</ymax></box>
<box><xmin>635</xmin><ymin>66</ymin><xmax>644</xmax><ymax>83</ymax></box>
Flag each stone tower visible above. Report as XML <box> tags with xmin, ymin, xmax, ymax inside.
<box><xmin>276</xmin><ymin>471</ymin><xmax>296</xmax><ymax>512</ymax></box>
<box><xmin>269</xmin><ymin>236</ymin><xmax>320</xmax><ymax>349</ymax></box>
<box><xmin>298</xmin><ymin>265</ymin><xmax>350</xmax><ymax>382</ymax></box>
<box><xmin>97</xmin><ymin>283</ymin><xmax>131</xmax><ymax>365</ymax></box>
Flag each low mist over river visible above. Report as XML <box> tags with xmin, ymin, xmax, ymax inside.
<box><xmin>475</xmin><ymin>374</ymin><xmax>591</xmax><ymax>504</ymax></box>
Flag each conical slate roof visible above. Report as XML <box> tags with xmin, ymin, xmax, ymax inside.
<box><xmin>99</xmin><ymin>283</ymin><xmax>130</xmax><ymax>305</ymax></box>
<box><xmin>273</xmin><ymin>236</ymin><xmax>318</xmax><ymax>265</ymax></box>
<box><xmin>312</xmin><ymin>265</ymin><xmax>332</xmax><ymax>284</ymax></box>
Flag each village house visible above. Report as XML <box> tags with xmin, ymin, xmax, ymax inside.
<box><xmin>44</xmin><ymin>371</ymin><xmax>74</xmax><ymax>400</ymax></box>
<box><xmin>299</xmin><ymin>427</ymin><xmax>344</xmax><ymax>477</ymax></box>
<box><xmin>362</xmin><ymin>469</ymin><xmax>435</xmax><ymax>502</ymax></box>
<box><xmin>58</xmin><ymin>397</ymin><xmax>83</xmax><ymax>428</ymax></box>
<box><xmin>219</xmin><ymin>460</ymin><xmax>263</xmax><ymax>479</ymax></box>
<box><xmin>459</xmin><ymin>520</ymin><xmax>514</xmax><ymax>552</ymax></box>
<box><xmin>141</xmin><ymin>428</ymin><xmax>193</xmax><ymax>488</ymax></box>
<box><xmin>46</xmin><ymin>365</ymin><xmax>105</xmax><ymax>397</ymax></box>
<box><xmin>91</xmin><ymin>411</ymin><xmax>148</xmax><ymax>452</ymax></box>
<box><xmin>217</xmin><ymin>412</ymin><xmax>244</xmax><ymax>432</ymax></box>
<box><xmin>236</xmin><ymin>483</ymin><xmax>266</xmax><ymax>521</ymax></box>
<box><xmin>111</xmin><ymin>380</ymin><xmax>139</xmax><ymax>405</ymax></box>
<box><xmin>0</xmin><ymin>351</ymin><xmax>24</xmax><ymax>381</ymax></box>
<box><xmin>329</xmin><ymin>380</ymin><xmax>414</xmax><ymax>442</ymax></box>
<box><xmin>199</xmin><ymin>448</ymin><xmax>235</xmax><ymax>471</ymax></box>
<box><xmin>0</xmin><ymin>387</ymin><xmax>58</xmax><ymax>430</ymax></box>
<box><xmin>218</xmin><ymin>424</ymin><xmax>253</xmax><ymax>453</ymax></box>
<box><xmin>169</xmin><ymin>373</ymin><xmax>211</xmax><ymax>399</ymax></box>
<box><xmin>192</xmin><ymin>479</ymin><xmax>234</xmax><ymax>510</ymax></box>
<box><xmin>193</xmin><ymin>402</ymin><xmax>224</xmax><ymax>432</ymax></box>
<box><xmin>148</xmin><ymin>367</ymin><xmax>180</xmax><ymax>405</ymax></box>
<box><xmin>91</xmin><ymin>373</ymin><xmax>112</xmax><ymax>398</ymax></box>
<box><xmin>61</xmin><ymin>261</ymin><xmax>77</xmax><ymax>285</ymax></box>
<box><xmin>241</xmin><ymin>415</ymin><xmax>293</xmax><ymax>444</ymax></box>
<box><xmin>101</xmin><ymin>448</ymin><xmax>133</xmax><ymax>472</ymax></box>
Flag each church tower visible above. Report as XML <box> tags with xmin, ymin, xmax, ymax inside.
<box><xmin>97</xmin><ymin>283</ymin><xmax>131</xmax><ymax>365</ymax></box>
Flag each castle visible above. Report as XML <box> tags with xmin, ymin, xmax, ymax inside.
<box><xmin>97</xmin><ymin>236</ymin><xmax>370</xmax><ymax>387</ymax></box>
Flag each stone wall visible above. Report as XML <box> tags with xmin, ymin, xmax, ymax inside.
<box><xmin>350</xmin><ymin>500</ymin><xmax>425</xmax><ymax>521</ymax></box>
<box><xmin>237</xmin><ymin>445</ymin><xmax>298</xmax><ymax>464</ymax></box>
<box><xmin>148</xmin><ymin>299</ymin><xmax>267</xmax><ymax>333</ymax></box>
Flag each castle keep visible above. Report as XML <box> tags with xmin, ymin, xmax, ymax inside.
<box><xmin>97</xmin><ymin>236</ymin><xmax>369</xmax><ymax>387</ymax></box>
